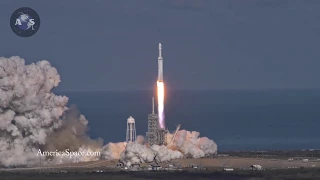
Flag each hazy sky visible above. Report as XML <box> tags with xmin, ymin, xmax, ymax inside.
<box><xmin>0</xmin><ymin>0</ymin><xmax>320</xmax><ymax>91</ymax></box>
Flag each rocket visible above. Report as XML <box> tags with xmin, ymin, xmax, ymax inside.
<box><xmin>158</xmin><ymin>43</ymin><xmax>163</xmax><ymax>82</ymax></box>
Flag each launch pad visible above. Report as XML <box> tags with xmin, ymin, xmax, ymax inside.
<box><xmin>146</xmin><ymin>97</ymin><xmax>168</xmax><ymax>146</ymax></box>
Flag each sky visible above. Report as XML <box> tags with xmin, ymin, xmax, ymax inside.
<box><xmin>0</xmin><ymin>0</ymin><xmax>320</xmax><ymax>91</ymax></box>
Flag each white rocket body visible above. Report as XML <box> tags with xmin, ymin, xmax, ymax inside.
<box><xmin>158</xmin><ymin>43</ymin><xmax>163</xmax><ymax>82</ymax></box>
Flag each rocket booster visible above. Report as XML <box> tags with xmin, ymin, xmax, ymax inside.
<box><xmin>158</xmin><ymin>43</ymin><xmax>163</xmax><ymax>82</ymax></box>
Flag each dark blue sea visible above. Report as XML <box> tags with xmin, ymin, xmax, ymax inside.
<box><xmin>56</xmin><ymin>89</ymin><xmax>320</xmax><ymax>151</ymax></box>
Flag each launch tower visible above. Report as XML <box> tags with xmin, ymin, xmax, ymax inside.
<box><xmin>146</xmin><ymin>97</ymin><xmax>159</xmax><ymax>145</ymax></box>
<box><xmin>146</xmin><ymin>97</ymin><xmax>167</xmax><ymax>146</ymax></box>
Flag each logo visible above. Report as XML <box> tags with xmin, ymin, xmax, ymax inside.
<box><xmin>10</xmin><ymin>7</ymin><xmax>40</xmax><ymax>37</ymax></box>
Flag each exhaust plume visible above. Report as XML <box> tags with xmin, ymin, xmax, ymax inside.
<box><xmin>157</xmin><ymin>81</ymin><xmax>165</xmax><ymax>129</ymax></box>
<box><xmin>102</xmin><ymin>129</ymin><xmax>218</xmax><ymax>166</ymax></box>
<box><xmin>0</xmin><ymin>56</ymin><xmax>101</xmax><ymax>167</ymax></box>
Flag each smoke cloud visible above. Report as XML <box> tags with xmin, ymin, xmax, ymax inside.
<box><xmin>0</xmin><ymin>56</ymin><xmax>100</xmax><ymax>167</ymax></box>
<box><xmin>101</xmin><ymin>142</ymin><xmax>127</xmax><ymax>160</ymax></box>
<box><xmin>101</xmin><ymin>130</ymin><xmax>217</xmax><ymax>166</ymax></box>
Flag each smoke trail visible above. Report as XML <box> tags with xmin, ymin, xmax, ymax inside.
<box><xmin>157</xmin><ymin>81</ymin><xmax>165</xmax><ymax>129</ymax></box>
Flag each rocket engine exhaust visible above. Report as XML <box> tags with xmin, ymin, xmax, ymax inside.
<box><xmin>157</xmin><ymin>81</ymin><xmax>165</xmax><ymax>129</ymax></box>
<box><xmin>157</xmin><ymin>43</ymin><xmax>165</xmax><ymax>129</ymax></box>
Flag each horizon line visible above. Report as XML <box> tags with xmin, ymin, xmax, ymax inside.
<box><xmin>53</xmin><ymin>88</ymin><xmax>320</xmax><ymax>93</ymax></box>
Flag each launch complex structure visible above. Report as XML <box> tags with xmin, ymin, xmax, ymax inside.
<box><xmin>146</xmin><ymin>97</ymin><xmax>168</xmax><ymax>146</ymax></box>
<box><xmin>146</xmin><ymin>43</ymin><xmax>168</xmax><ymax>146</ymax></box>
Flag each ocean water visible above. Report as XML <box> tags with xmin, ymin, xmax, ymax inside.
<box><xmin>56</xmin><ymin>89</ymin><xmax>320</xmax><ymax>151</ymax></box>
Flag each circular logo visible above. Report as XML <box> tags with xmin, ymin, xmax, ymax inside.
<box><xmin>10</xmin><ymin>7</ymin><xmax>40</xmax><ymax>37</ymax></box>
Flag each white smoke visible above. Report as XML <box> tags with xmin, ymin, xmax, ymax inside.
<box><xmin>151</xmin><ymin>145</ymin><xmax>183</xmax><ymax>162</ymax></box>
<box><xmin>0</xmin><ymin>56</ymin><xmax>101</xmax><ymax>167</ymax></box>
<box><xmin>167</xmin><ymin>130</ymin><xmax>218</xmax><ymax>158</ymax></box>
<box><xmin>120</xmin><ymin>142</ymin><xmax>155</xmax><ymax>167</ymax></box>
<box><xmin>103</xmin><ymin>129</ymin><xmax>218</xmax><ymax>166</ymax></box>
<box><xmin>135</xmin><ymin>135</ymin><xmax>145</xmax><ymax>145</ymax></box>
<box><xmin>101</xmin><ymin>142</ymin><xmax>127</xmax><ymax>160</ymax></box>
